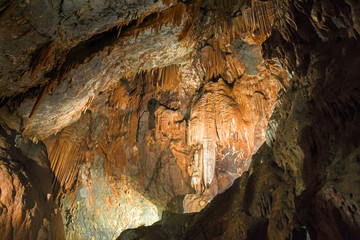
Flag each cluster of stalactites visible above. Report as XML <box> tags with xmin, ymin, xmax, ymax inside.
<box><xmin>232</xmin><ymin>0</ymin><xmax>276</xmax><ymax>37</ymax></box>
<box><xmin>43</xmin><ymin>115</ymin><xmax>90</xmax><ymax>198</ymax></box>
<box><xmin>117</xmin><ymin>0</ymin><xmax>193</xmax><ymax>40</ymax></box>
<box><xmin>199</xmin><ymin>0</ymin><xmax>276</xmax><ymax>81</ymax></box>
<box><xmin>133</xmin><ymin>64</ymin><xmax>182</xmax><ymax>94</ymax></box>
<box><xmin>17</xmin><ymin>0</ymin><xmax>276</xmax><ymax>121</ymax></box>
<box><xmin>45</xmin><ymin>134</ymin><xmax>85</xmax><ymax>197</ymax></box>
<box><xmin>187</xmin><ymin>79</ymin><xmax>248</xmax><ymax>194</ymax></box>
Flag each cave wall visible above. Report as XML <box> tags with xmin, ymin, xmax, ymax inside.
<box><xmin>119</xmin><ymin>0</ymin><xmax>360</xmax><ymax>239</ymax></box>
<box><xmin>46</xmin><ymin>46</ymin><xmax>281</xmax><ymax>237</ymax></box>
<box><xmin>2</xmin><ymin>0</ymin><xmax>359</xmax><ymax>239</ymax></box>
<box><xmin>0</xmin><ymin>107</ymin><xmax>64</xmax><ymax>240</ymax></box>
<box><xmin>60</xmin><ymin>155</ymin><xmax>160</xmax><ymax>240</ymax></box>
<box><xmin>6</xmin><ymin>1</ymin><xmax>283</xmax><ymax>237</ymax></box>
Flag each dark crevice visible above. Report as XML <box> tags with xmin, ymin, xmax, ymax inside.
<box><xmin>253</xmin><ymin>90</ymin><xmax>269</xmax><ymax>100</ymax></box>
<box><xmin>0</xmin><ymin>0</ymin><xmax>17</xmax><ymax>21</ymax></box>
<box><xmin>58</xmin><ymin>0</ymin><xmax>64</xmax><ymax>18</ymax></box>
<box><xmin>148</xmin><ymin>98</ymin><xmax>158</xmax><ymax>131</ymax></box>
<box><xmin>158</xmin><ymin>102</ymin><xmax>179</xmax><ymax>112</ymax></box>
<box><xmin>136</xmin><ymin>110</ymin><xmax>148</xmax><ymax>143</ymax></box>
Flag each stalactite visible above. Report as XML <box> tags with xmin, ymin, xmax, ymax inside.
<box><xmin>133</xmin><ymin>64</ymin><xmax>182</xmax><ymax>94</ymax></box>
<box><xmin>188</xmin><ymin>88</ymin><xmax>219</xmax><ymax>190</ymax></box>
<box><xmin>178</xmin><ymin>0</ymin><xmax>202</xmax><ymax>41</ymax></box>
<box><xmin>232</xmin><ymin>0</ymin><xmax>276</xmax><ymax>37</ymax></box>
<box><xmin>136</xmin><ymin>13</ymin><xmax>147</xmax><ymax>27</ymax></box>
<box><xmin>45</xmin><ymin>135</ymin><xmax>84</xmax><ymax>197</ymax></box>
<box><xmin>43</xmin><ymin>115</ymin><xmax>90</xmax><ymax>197</ymax></box>
<box><xmin>28</xmin><ymin>86</ymin><xmax>47</xmax><ymax>118</ymax></box>
<box><xmin>29</xmin><ymin>42</ymin><xmax>56</xmax><ymax>80</ymax></box>
<box><xmin>200</xmin><ymin>39</ymin><xmax>244</xmax><ymax>82</ymax></box>
<box><xmin>172</xmin><ymin>1</ymin><xmax>187</xmax><ymax>27</ymax></box>
<box><xmin>129</xmin><ymin>1</ymin><xmax>191</xmax><ymax>38</ymax></box>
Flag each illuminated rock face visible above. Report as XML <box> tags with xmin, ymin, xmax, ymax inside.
<box><xmin>5</xmin><ymin>0</ymin><xmax>359</xmax><ymax>239</ymax></box>
<box><xmin>37</xmin><ymin>51</ymin><xmax>280</xmax><ymax>234</ymax></box>
<box><xmin>184</xmin><ymin>75</ymin><xmax>280</xmax><ymax>212</ymax></box>
<box><xmin>0</xmin><ymin>1</ymin><xmax>282</xmax><ymax>232</ymax></box>
<box><xmin>60</xmin><ymin>156</ymin><xmax>159</xmax><ymax>240</ymax></box>
<box><xmin>118</xmin><ymin>0</ymin><xmax>360</xmax><ymax>239</ymax></box>
<box><xmin>0</xmin><ymin>107</ymin><xmax>64</xmax><ymax>240</ymax></box>
<box><xmin>0</xmin><ymin>0</ymin><xmax>359</xmax><ymax>239</ymax></box>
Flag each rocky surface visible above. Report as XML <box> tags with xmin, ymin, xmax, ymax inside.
<box><xmin>0</xmin><ymin>0</ymin><xmax>175</xmax><ymax>99</ymax></box>
<box><xmin>0</xmin><ymin>106</ymin><xmax>64</xmax><ymax>240</ymax></box>
<box><xmin>43</xmin><ymin>49</ymin><xmax>281</xmax><ymax>236</ymax></box>
<box><xmin>119</xmin><ymin>0</ymin><xmax>360</xmax><ymax>239</ymax></box>
<box><xmin>15</xmin><ymin>4</ymin><xmax>194</xmax><ymax>141</ymax></box>
<box><xmin>60</xmin><ymin>155</ymin><xmax>160</xmax><ymax>240</ymax></box>
<box><xmin>0</xmin><ymin>0</ymin><xmax>359</xmax><ymax>239</ymax></box>
<box><xmin>4</xmin><ymin>0</ymin><xmax>281</xmax><ymax>235</ymax></box>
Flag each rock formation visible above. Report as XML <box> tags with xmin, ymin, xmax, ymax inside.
<box><xmin>0</xmin><ymin>0</ymin><xmax>359</xmax><ymax>239</ymax></box>
<box><xmin>0</xmin><ymin>107</ymin><xmax>64</xmax><ymax>239</ymax></box>
<box><xmin>119</xmin><ymin>0</ymin><xmax>360</xmax><ymax>239</ymax></box>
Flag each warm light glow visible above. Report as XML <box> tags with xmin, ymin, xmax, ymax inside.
<box><xmin>61</xmin><ymin>156</ymin><xmax>160</xmax><ymax>240</ymax></box>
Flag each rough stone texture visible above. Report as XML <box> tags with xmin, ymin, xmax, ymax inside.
<box><xmin>1</xmin><ymin>0</ymin><xmax>359</xmax><ymax>239</ymax></box>
<box><xmin>118</xmin><ymin>0</ymin><xmax>360</xmax><ymax>239</ymax></box>
<box><xmin>8</xmin><ymin>1</ymin><xmax>282</xmax><ymax>233</ymax></box>
<box><xmin>119</xmin><ymin>144</ymin><xmax>287</xmax><ymax>240</ymax></box>
<box><xmin>16</xmin><ymin>12</ymin><xmax>194</xmax><ymax>141</ymax></box>
<box><xmin>0</xmin><ymin>106</ymin><xmax>64</xmax><ymax>240</ymax></box>
<box><xmin>1</xmin><ymin>0</ymin><xmax>283</xmax><ymax>238</ymax></box>
<box><xmin>0</xmin><ymin>0</ymin><xmax>173</xmax><ymax>98</ymax></box>
<box><xmin>61</xmin><ymin>155</ymin><xmax>160</xmax><ymax>240</ymax></box>
<box><xmin>43</xmin><ymin>50</ymin><xmax>280</xmax><ymax>236</ymax></box>
<box><xmin>1</xmin><ymin>0</ymin><xmax>273</xmax><ymax>142</ymax></box>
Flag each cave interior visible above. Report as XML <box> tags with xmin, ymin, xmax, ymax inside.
<box><xmin>0</xmin><ymin>0</ymin><xmax>359</xmax><ymax>239</ymax></box>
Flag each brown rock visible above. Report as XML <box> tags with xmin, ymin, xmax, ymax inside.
<box><xmin>0</xmin><ymin>107</ymin><xmax>64</xmax><ymax>240</ymax></box>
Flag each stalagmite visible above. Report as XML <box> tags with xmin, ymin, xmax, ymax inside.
<box><xmin>202</xmin><ymin>138</ymin><xmax>216</xmax><ymax>188</ymax></box>
<box><xmin>191</xmin><ymin>146</ymin><xmax>204</xmax><ymax>194</ymax></box>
